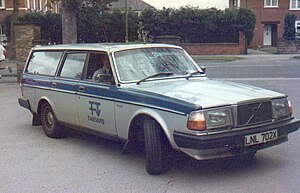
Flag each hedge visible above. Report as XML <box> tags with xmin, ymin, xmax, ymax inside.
<box><xmin>8</xmin><ymin>6</ymin><xmax>256</xmax><ymax>45</ymax></box>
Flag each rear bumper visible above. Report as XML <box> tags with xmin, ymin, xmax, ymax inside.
<box><xmin>18</xmin><ymin>98</ymin><xmax>31</xmax><ymax>110</ymax></box>
<box><xmin>173</xmin><ymin>118</ymin><xmax>299</xmax><ymax>159</ymax></box>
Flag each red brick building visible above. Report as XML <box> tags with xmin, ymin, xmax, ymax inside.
<box><xmin>0</xmin><ymin>0</ymin><xmax>59</xmax><ymax>44</ymax></box>
<box><xmin>229</xmin><ymin>0</ymin><xmax>300</xmax><ymax>47</ymax></box>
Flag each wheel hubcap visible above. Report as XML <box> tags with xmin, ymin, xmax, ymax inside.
<box><xmin>47</xmin><ymin>112</ymin><xmax>54</xmax><ymax>125</ymax></box>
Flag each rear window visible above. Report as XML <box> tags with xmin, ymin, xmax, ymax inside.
<box><xmin>26</xmin><ymin>51</ymin><xmax>63</xmax><ymax>76</ymax></box>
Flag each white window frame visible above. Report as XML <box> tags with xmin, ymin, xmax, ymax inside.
<box><xmin>233</xmin><ymin>0</ymin><xmax>241</xmax><ymax>8</ymax></box>
<box><xmin>45</xmin><ymin>0</ymin><xmax>48</xmax><ymax>12</ymax></box>
<box><xmin>33</xmin><ymin>0</ymin><xmax>36</xmax><ymax>10</ymax></box>
<box><xmin>0</xmin><ymin>0</ymin><xmax>5</xmax><ymax>9</ymax></box>
<box><xmin>264</xmin><ymin>0</ymin><xmax>279</xmax><ymax>8</ymax></box>
<box><xmin>39</xmin><ymin>0</ymin><xmax>42</xmax><ymax>11</ymax></box>
<box><xmin>290</xmin><ymin>0</ymin><xmax>300</xmax><ymax>10</ymax></box>
<box><xmin>0</xmin><ymin>24</ymin><xmax>5</xmax><ymax>35</ymax></box>
<box><xmin>26</xmin><ymin>0</ymin><xmax>30</xmax><ymax>9</ymax></box>
<box><xmin>296</xmin><ymin>21</ymin><xmax>300</xmax><ymax>35</ymax></box>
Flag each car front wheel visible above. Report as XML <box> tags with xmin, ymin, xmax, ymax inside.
<box><xmin>143</xmin><ymin>118</ymin><xmax>169</xmax><ymax>175</ymax></box>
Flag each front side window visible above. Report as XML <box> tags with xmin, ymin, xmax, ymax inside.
<box><xmin>85</xmin><ymin>52</ymin><xmax>113</xmax><ymax>84</ymax></box>
<box><xmin>26</xmin><ymin>51</ymin><xmax>63</xmax><ymax>76</ymax></box>
<box><xmin>291</xmin><ymin>0</ymin><xmax>300</xmax><ymax>9</ymax></box>
<box><xmin>59</xmin><ymin>53</ymin><xmax>87</xmax><ymax>79</ymax></box>
<box><xmin>114</xmin><ymin>47</ymin><xmax>200</xmax><ymax>83</ymax></box>
<box><xmin>265</xmin><ymin>0</ymin><xmax>278</xmax><ymax>7</ymax></box>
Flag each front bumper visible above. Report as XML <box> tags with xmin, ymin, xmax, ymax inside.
<box><xmin>173</xmin><ymin>118</ymin><xmax>299</xmax><ymax>160</ymax></box>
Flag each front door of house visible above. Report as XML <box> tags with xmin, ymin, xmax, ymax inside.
<box><xmin>264</xmin><ymin>25</ymin><xmax>272</xmax><ymax>46</ymax></box>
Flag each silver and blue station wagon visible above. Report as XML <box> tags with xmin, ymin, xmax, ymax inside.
<box><xmin>18</xmin><ymin>44</ymin><xmax>299</xmax><ymax>175</ymax></box>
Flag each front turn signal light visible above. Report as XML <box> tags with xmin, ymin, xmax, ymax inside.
<box><xmin>288</xmin><ymin>100</ymin><xmax>293</xmax><ymax>115</ymax></box>
<box><xmin>187</xmin><ymin>111</ymin><xmax>207</xmax><ymax>131</ymax></box>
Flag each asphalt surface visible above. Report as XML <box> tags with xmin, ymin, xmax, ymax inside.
<box><xmin>1</xmin><ymin>53</ymin><xmax>300</xmax><ymax>193</ymax></box>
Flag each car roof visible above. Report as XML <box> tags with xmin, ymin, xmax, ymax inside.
<box><xmin>32</xmin><ymin>43</ymin><xmax>182</xmax><ymax>53</ymax></box>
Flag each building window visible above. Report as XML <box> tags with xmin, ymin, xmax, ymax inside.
<box><xmin>0</xmin><ymin>25</ymin><xmax>4</xmax><ymax>35</ymax></box>
<box><xmin>0</xmin><ymin>0</ymin><xmax>5</xmax><ymax>8</ymax></box>
<box><xmin>265</xmin><ymin>0</ymin><xmax>278</xmax><ymax>7</ymax></box>
<box><xmin>232</xmin><ymin>0</ymin><xmax>238</xmax><ymax>7</ymax></box>
<box><xmin>290</xmin><ymin>0</ymin><xmax>300</xmax><ymax>9</ymax></box>
<box><xmin>296</xmin><ymin>21</ymin><xmax>300</xmax><ymax>36</ymax></box>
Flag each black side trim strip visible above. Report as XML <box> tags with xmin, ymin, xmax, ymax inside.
<box><xmin>22</xmin><ymin>85</ymin><xmax>187</xmax><ymax>116</ymax></box>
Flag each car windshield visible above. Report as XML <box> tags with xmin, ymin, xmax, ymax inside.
<box><xmin>113</xmin><ymin>47</ymin><xmax>202</xmax><ymax>83</ymax></box>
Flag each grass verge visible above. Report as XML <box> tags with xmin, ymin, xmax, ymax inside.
<box><xmin>257</xmin><ymin>47</ymin><xmax>277</xmax><ymax>54</ymax></box>
<box><xmin>192</xmin><ymin>55</ymin><xmax>244</xmax><ymax>63</ymax></box>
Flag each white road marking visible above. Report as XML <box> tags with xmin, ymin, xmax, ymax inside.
<box><xmin>216</xmin><ymin>78</ymin><xmax>300</xmax><ymax>81</ymax></box>
<box><xmin>207</xmin><ymin>64</ymin><xmax>284</xmax><ymax>68</ymax></box>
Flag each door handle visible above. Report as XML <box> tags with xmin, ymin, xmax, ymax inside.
<box><xmin>78</xmin><ymin>85</ymin><xmax>85</xmax><ymax>92</ymax></box>
<box><xmin>51</xmin><ymin>82</ymin><xmax>57</xmax><ymax>88</ymax></box>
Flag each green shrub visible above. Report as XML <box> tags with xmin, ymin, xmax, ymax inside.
<box><xmin>77</xmin><ymin>5</ymin><xmax>139</xmax><ymax>43</ymax></box>
<box><xmin>8</xmin><ymin>6</ymin><xmax>256</xmax><ymax>45</ymax></box>
<box><xmin>17</xmin><ymin>11</ymin><xmax>62</xmax><ymax>44</ymax></box>
<box><xmin>141</xmin><ymin>7</ymin><xmax>256</xmax><ymax>45</ymax></box>
<box><xmin>283</xmin><ymin>12</ymin><xmax>296</xmax><ymax>40</ymax></box>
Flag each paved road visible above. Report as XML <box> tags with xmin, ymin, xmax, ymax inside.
<box><xmin>204</xmin><ymin>54</ymin><xmax>300</xmax><ymax>117</ymax></box>
<box><xmin>1</xmin><ymin>54</ymin><xmax>300</xmax><ymax>193</ymax></box>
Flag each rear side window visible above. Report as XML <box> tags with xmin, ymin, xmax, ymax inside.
<box><xmin>59</xmin><ymin>53</ymin><xmax>87</xmax><ymax>79</ymax></box>
<box><xmin>26</xmin><ymin>51</ymin><xmax>63</xmax><ymax>76</ymax></box>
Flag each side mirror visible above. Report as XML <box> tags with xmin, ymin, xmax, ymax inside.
<box><xmin>200</xmin><ymin>66</ymin><xmax>206</xmax><ymax>74</ymax></box>
<box><xmin>75</xmin><ymin>72</ymin><xmax>82</xmax><ymax>79</ymax></box>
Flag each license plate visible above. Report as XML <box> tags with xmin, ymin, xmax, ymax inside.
<box><xmin>245</xmin><ymin>130</ymin><xmax>278</xmax><ymax>146</ymax></box>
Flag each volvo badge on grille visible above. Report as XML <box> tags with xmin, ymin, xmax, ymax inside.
<box><xmin>246</xmin><ymin>103</ymin><xmax>263</xmax><ymax>125</ymax></box>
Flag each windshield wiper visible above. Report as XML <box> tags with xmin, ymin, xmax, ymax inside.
<box><xmin>137</xmin><ymin>72</ymin><xmax>174</xmax><ymax>85</ymax></box>
<box><xmin>185</xmin><ymin>70</ymin><xmax>205</xmax><ymax>80</ymax></box>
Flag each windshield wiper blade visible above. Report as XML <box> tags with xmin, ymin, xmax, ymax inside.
<box><xmin>186</xmin><ymin>70</ymin><xmax>204</xmax><ymax>80</ymax></box>
<box><xmin>137</xmin><ymin>72</ymin><xmax>174</xmax><ymax>85</ymax></box>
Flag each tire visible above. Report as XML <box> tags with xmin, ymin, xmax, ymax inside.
<box><xmin>143</xmin><ymin>118</ymin><xmax>169</xmax><ymax>175</ymax></box>
<box><xmin>40</xmin><ymin>103</ymin><xmax>64</xmax><ymax>138</ymax></box>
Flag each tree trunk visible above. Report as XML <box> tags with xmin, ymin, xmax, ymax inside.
<box><xmin>61</xmin><ymin>3</ymin><xmax>77</xmax><ymax>44</ymax></box>
<box><xmin>9</xmin><ymin>0</ymin><xmax>19</xmax><ymax>59</ymax></box>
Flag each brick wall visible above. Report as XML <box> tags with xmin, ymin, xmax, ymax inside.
<box><xmin>239</xmin><ymin>0</ymin><xmax>300</xmax><ymax>47</ymax></box>
<box><xmin>180</xmin><ymin>31</ymin><xmax>247</xmax><ymax>55</ymax></box>
<box><xmin>277</xmin><ymin>38</ymin><xmax>300</xmax><ymax>54</ymax></box>
<box><xmin>15</xmin><ymin>23</ymin><xmax>41</xmax><ymax>81</ymax></box>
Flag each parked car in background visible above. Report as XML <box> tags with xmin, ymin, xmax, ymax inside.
<box><xmin>18</xmin><ymin>43</ymin><xmax>299</xmax><ymax>175</ymax></box>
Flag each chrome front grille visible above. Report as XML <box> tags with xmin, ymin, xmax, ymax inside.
<box><xmin>236</xmin><ymin>101</ymin><xmax>272</xmax><ymax>126</ymax></box>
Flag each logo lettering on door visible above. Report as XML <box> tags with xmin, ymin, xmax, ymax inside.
<box><xmin>88</xmin><ymin>101</ymin><xmax>105</xmax><ymax>125</ymax></box>
<box><xmin>89</xmin><ymin>101</ymin><xmax>101</xmax><ymax>116</ymax></box>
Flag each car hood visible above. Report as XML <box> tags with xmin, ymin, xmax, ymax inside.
<box><xmin>127</xmin><ymin>78</ymin><xmax>286</xmax><ymax>108</ymax></box>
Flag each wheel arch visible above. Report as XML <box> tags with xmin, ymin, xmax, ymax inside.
<box><xmin>37</xmin><ymin>97</ymin><xmax>54</xmax><ymax>118</ymax></box>
<box><xmin>127</xmin><ymin>109</ymin><xmax>174</xmax><ymax>148</ymax></box>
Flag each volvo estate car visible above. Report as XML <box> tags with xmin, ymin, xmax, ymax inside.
<box><xmin>18</xmin><ymin>43</ymin><xmax>299</xmax><ymax>175</ymax></box>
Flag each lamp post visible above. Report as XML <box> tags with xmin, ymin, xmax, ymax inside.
<box><xmin>125</xmin><ymin>0</ymin><xmax>129</xmax><ymax>42</ymax></box>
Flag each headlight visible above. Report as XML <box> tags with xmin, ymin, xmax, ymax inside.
<box><xmin>272</xmin><ymin>98</ymin><xmax>292</xmax><ymax>120</ymax></box>
<box><xmin>187</xmin><ymin>108</ymin><xmax>233</xmax><ymax>131</ymax></box>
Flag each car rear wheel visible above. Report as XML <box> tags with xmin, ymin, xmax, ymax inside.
<box><xmin>40</xmin><ymin>103</ymin><xmax>64</xmax><ymax>138</ymax></box>
<box><xmin>143</xmin><ymin>118</ymin><xmax>169</xmax><ymax>175</ymax></box>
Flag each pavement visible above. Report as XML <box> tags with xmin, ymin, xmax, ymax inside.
<box><xmin>0</xmin><ymin>49</ymin><xmax>299</xmax><ymax>84</ymax></box>
<box><xmin>0</xmin><ymin>59</ymin><xmax>18</xmax><ymax>83</ymax></box>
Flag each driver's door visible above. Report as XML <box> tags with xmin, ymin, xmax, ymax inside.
<box><xmin>77</xmin><ymin>52</ymin><xmax>117</xmax><ymax>136</ymax></box>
